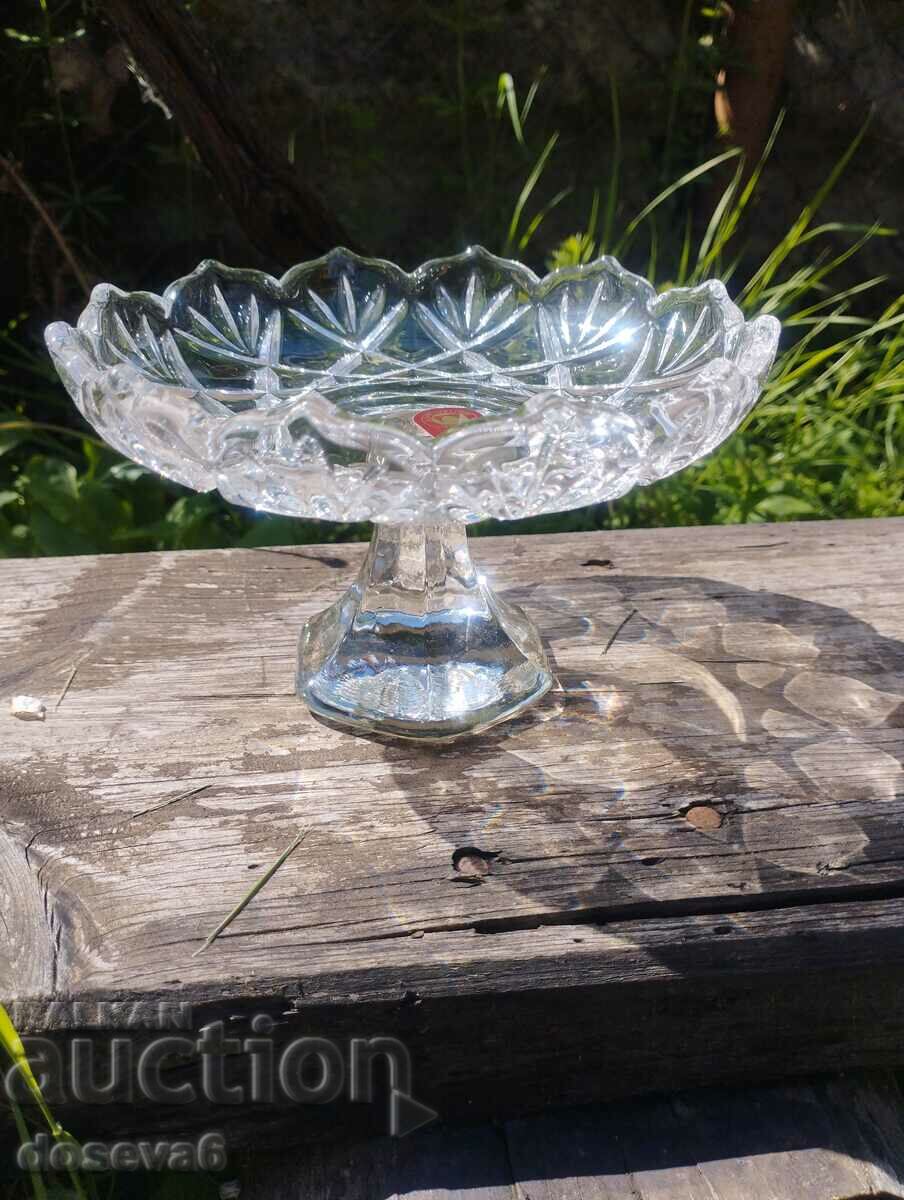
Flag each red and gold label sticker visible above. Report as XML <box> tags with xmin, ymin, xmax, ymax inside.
<box><xmin>412</xmin><ymin>406</ymin><xmax>482</xmax><ymax>437</ymax></box>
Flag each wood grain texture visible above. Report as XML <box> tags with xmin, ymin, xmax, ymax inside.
<box><xmin>0</xmin><ymin>828</ymin><xmax>56</xmax><ymax>995</ymax></box>
<box><xmin>1</xmin><ymin>518</ymin><xmax>903</xmax><ymax>1134</ymax></box>
<box><xmin>241</xmin><ymin>1074</ymin><xmax>904</xmax><ymax>1200</ymax></box>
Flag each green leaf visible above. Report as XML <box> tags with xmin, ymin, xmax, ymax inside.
<box><xmin>754</xmin><ymin>495</ymin><xmax>823</xmax><ymax>518</ymax></box>
<box><xmin>239</xmin><ymin>516</ymin><xmax>305</xmax><ymax>547</ymax></box>
<box><xmin>74</xmin><ymin>480</ymin><xmax>131</xmax><ymax>547</ymax></box>
<box><xmin>0</xmin><ymin>428</ymin><xmax>25</xmax><ymax>456</ymax></box>
<box><xmin>30</xmin><ymin>509</ymin><xmax>98</xmax><ymax>556</ymax></box>
<box><xmin>25</xmin><ymin>457</ymin><xmax>79</xmax><ymax>525</ymax></box>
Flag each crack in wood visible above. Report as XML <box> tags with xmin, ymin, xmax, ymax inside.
<box><xmin>124</xmin><ymin>783</ymin><xmax>211</xmax><ymax>822</ymax></box>
<box><xmin>158</xmin><ymin>876</ymin><xmax>904</xmax><ymax>952</ymax></box>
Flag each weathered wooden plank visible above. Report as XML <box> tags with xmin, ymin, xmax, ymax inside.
<box><xmin>240</xmin><ymin>1121</ymin><xmax>515</xmax><ymax>1200</ymax></box>
<box><xmin>239</xmin><ymin>1074</ymin><xmax>904</xmax><ymax>1200</ymax></box>
<box><xmin>1</xmin><ymin>519</ymin><xmax>902</xmax><ymax>987</ymax></box>
<box><xmin>7</xmin><ymin>893</ymin><xmax>904</xmax><ymax>1146</ymax></box>
<box><xmin>505</xmin><ymin>1074</ymin><xmax>904</xmax><ymax>1200</ymax></box>
<box><xmin>0</xmin><ymin>827</ymin><xmax>55</xmax><ymax>995</ymax></box>
<box><xmin>0</xmin><ymin>518</ymin><xmax>903</xmax><ymax>1136</ymax></box>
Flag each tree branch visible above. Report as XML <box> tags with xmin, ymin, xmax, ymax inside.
<box><xmin>717</xmin><ymin>0</ymin><xmax>796</xmax><ymax>173</ymax></box>
<box><xmin>95</xmin><ymin>0</ymin><xmax>361</xmax><ymax>267</ymax></box>
<box><xmin>0</xmin><ymin>155</ymin><xmax>92</xmax><ymax>298</ymax></box>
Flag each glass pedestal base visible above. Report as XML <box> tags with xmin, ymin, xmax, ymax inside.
<box><xmin>297</xmin><ymin>523</ymin><xmax>553</xmax><ymax>741</ymax></box>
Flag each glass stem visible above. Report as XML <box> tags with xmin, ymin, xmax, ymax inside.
<box><xmin>357</xmin><ymin>521</ymin><xmax>486</xmax><ymax>621</ymax></box>
<box><xmin>298</xmin><ymin>521</ymin><xmax>552</xmax><ymax>739</ymax></box>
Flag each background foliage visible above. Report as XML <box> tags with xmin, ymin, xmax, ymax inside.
<box><xmin>0</xmin><ymin>0</ymin><xmax>902</xmax><ymax>559</ymax></box>
<box><xmin>1</xmin><ymin>4</ymin><xmax>903</xmax><ymax>1196</ymax></box>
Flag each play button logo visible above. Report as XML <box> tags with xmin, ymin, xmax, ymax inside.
<box><xmin>390</xmin><ymin>1088</ymin><xmax>439</xmax><ymax>1138</ymax></box>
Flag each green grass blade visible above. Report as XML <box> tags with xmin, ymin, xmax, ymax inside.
<box><xmin>755</xmin><ymin>228</ymin><xmax>887</xmax><ymax>319</ymax></box>
<box><xmin>0</xmin><ymin>419</ymin><xmax>107</xmax><ymax>451</ymax></box>
<box><xmin>880</xmin><ymin>298</ymin><xmax>904</xmax><ymax>373</ymax></box>
<box><xmin>0</xmin><ymin>1004</ymin><xmax>90</xmax><ymax>1200</ymax></box>
<box><xmin>741</xmin><ymin>115</ymin><xmax>874</xmax><ymax>306</ymax></box>
<box><xmin>753</xmin><ymin>223</ymin><xmax>889</xmax><ymax>319</ymax></box>
<box><xmin>777</xmin><ymin>309</ymin><xmax>855</xmax><ymax>372</ymax></box>
<box><xmin>600</xmin><ymin>71</ymin><xmax>621</xmax><ymax>254</ymax></box>
<box><xmin>612</xmin><ymin>147</ymin><xmax>741</xmax><ymax>259</ymax></box>
<box><xmin>675</xmin><ymin>208</ymin><xmax>693</xmax><ymax>285</ymax></box>
<box><xmin>662</xmin><ymin>0</ymin><xmax>694</xmax><ymax>181</ymax></box>
<box><xmin>496</xmin><ymin>72</ymin><xmax>524</xmax><ymax>146</ymax></box>
<box><xmin>798</xmin><ymin>221</ymin><xmax>896</xmax><ymax>243</ymax></box>
<box><xmin>694</xmin><ymin>156</ymin><xmax>743</xmax><ymax>276</ymax></box>
<box><xmin>585</xmin><ymin>186</ymin><xmax>600</xmax><ymax>252</ymax></box>
<box><xmin>787</xmin><ymin>276</ymin><xmax>888</xmax><ymax>324</ymax></box>
<box><xmin>518</xmin><ymin>186</ymin><xmax>571</xmax><ymax>252</ymax></box>
<box><xmin>787</xmin><ymin>315</ymin><xmax>875</xmax><ymax>328</ymax></box>
<box><xmin>778</xmin><ymin>314</ymin><xmax>904</xmax><ymax>392</ymax></box>
<box><xmin>504</xmin><ymin>132</ymin><xmax>558</xmax><ymax>256</ymax></box>
<box><xmin>195</xmin><ymin>828</ymin><xmax>310</xmax><ymax>955</ymax></box>
<box><xmin>520</xmin><ymin>67</ymin><xmax>545</xmax><ymax>125</ymax></box>
<box><xmin>10</xmin><ymin>1095</ymin><xmax>47</xmax><ymax>1200</ymax></box>
<box><xmin>645</xmin><ymin>215</ymin><xmax>659</xmax><ymax>282</ymax></box>
<box><xmin>695</xmin><ymin>110</ymin><xmax>786</xmax><ymax>280</ymax></box>
<box><xmin>0</xmin><ymin>1006</ymin><xmax>63</xmax><ymax>1138</ymax></box>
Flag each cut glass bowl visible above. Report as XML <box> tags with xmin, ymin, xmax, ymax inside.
<box><xmin>46</xmin><ymin>247</ymin><xmax>780</xmax><ymax>740</ymax></box>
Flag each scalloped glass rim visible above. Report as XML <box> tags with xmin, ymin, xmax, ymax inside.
<box><xmin>45</xmin><ymin>245</ymin><xmax>781</xmax><ymax>525</ymax></box>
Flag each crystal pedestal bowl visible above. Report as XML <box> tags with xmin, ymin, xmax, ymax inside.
<box><xmin>46</xmin><ymin>247</ymin><xmax>780</xmax><ymax>740</ymax></box>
